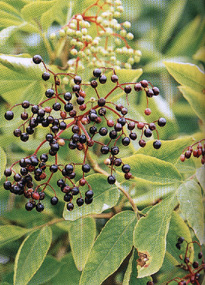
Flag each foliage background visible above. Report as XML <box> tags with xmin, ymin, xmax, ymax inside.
<box><xmin>0</xmin><ymin>0</ymin><xmax>204</xmax><ymax>284</ymax></box>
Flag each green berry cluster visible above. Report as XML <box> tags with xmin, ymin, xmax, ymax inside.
<box><xmin>3</xmin><ymin>55</ymin><xmax>166</xmax><ymax>213</ymax></box>
<box><xmin>49</xmin><ymin>0</ymin><xmax>141</xmax><ymax>73</ymax></box>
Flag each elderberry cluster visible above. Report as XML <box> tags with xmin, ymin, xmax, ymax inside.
<box><xmin>49</xmin><ymin>0</ymin><xmax>141</xmax><ymax>73</ymax></box>
<box><xmin>3</xmin><ymin>55</ymin><xmax>166</xmax><ymax>213</ymax></box>
<box><xmin>166</xmin><ymin>237</ymin><xmax>205</xmax><ymax>284</ymax></box>
<box><xmin>180</xmin><ymin>140</ymin><xmax>205</xmax><ymax>165</ymax></box>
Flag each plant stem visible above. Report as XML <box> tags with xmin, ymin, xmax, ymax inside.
<box><xmin>85</xmin><ymin>150</ymin><xmax>140</xmax><ymax>217</ymax></box>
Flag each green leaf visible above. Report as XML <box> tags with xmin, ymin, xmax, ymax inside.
<box><xmin>0</xmin><ymin>54</ymin><xmax>47</xmax><ymax>104</ymax></box>
<box><xmin>0</xmin><ymin>2</ymin><xmax>23</xmax><ymax>28</ymax></box>
<box><xmin>133</xmin><ymin>194</ymin><xmax>177</xmax><ymax>277</ymax></box>
<box><xmin>69</xmin><ymin>217</ymin><xmax>96</xmax><ymax>271</ymax></box>
<box><xmin>196</xmin><ymin>166</ymin><xmax>205</xmax><ymax>191</ymax></box>
<box><xmin>63</xmin><ymin>174</ymin><xmax>120</xmax><ymax>221</ymax></box>
<box><xmin>177</xmin><ymin>180</ymin><xmax>204</xmax><ymax>244</ymax></box>
<box><xmin>118</xmin><ymin>154</ymin><xmax>182</xmax><ymax>184</ymax></box>
<box><xmin>123</xmin><ymin>249</ymin><xmax>152</xmax><ymax>285</ymax></box>
<box><xmin>0</xmin><ymin>225</ymin><xmax>31</xmax><ymax>248</ymax></box>
<box><xmin>49</xmin><ymin>254</ymin><xmax>81</xmax><ymax>285</ymax></box>
<box><xmin>14</xmin><ymin>226</ymin><xmax>52</xmax><ymax>285</ymax></box>
<box><xmin>167</xmin><ymin>16</ymin><xmax>205</xmax><ymax>56</ymax></box>
<box><xmin>135</xmin><ymin>137</ymin><xmax>194</xmax><ymax>164</ymax></box>
<box><xmin>21</xmin><ymin>0</ymin><xmax>70</xmax><ymax>30</ymax></box>
<box><xmin>164</xmin><ymin>61</ymin><xmax>205</xmax><ymax>92</ymax></box>
<box><xmin>0</xmin><ymin>146</ymin><xmax>6</xmax><ymax>180</ymax></box>
<box><xmin>193</xmin><ymin>46</ymin><xmax>205</xmax><ymax>63</ymax></box>
<box><xmin>28</xmin><ymin>256</ymin><xmax>62</xmax><ymax>285</ymax></box>
<box><xmin>158</xmin><ymin>0</ymin><xmax>187</xmax><ymax>49</ymax></box>
<box><xmin>80</xmin><ymin>211</ymin><xmax>137</xmax><ymax>285</ymax></box>
<box><xmin>178</xmin><ymin>85</ymin><xmax>205</xmax><ymax>123</ymax></box>
<box><xmin>156</xmin><ymin>211</ymin><xmax>193</xmax><ymax>283</ymax></box>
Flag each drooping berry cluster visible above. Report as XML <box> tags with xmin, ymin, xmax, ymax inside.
<box><xmin>180</xmin><ymin>139</ymin><xmax>205</xmax><ymax>165</ymax></box>
<box><xmin>166</xmin><ymin>237</ymin><xmax>205</xmax><ymax>284</ymax></box>
<box><xmin>3</xmin><ymin>55</ymin><xmax>166</xmax><ymax>213</ymax></box>
<box><xmin>49</xmin><ymin>0</ymin><xmax>141</xmax><ymax>73</ymax></box>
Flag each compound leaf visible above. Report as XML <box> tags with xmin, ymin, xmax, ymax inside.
<box><xmin>118</xmin><ymin>154</ymin><xmax>182</xmax><ymax>184</ymax></box>
<box><xmin>164</xmin><ymin>61</ymin><xmax>205</xmax><ymax>92</ymax></box>
<box><xmin>69</xmin><ymin>217</ymin><xmax>96</xmax><ymax>271</ymax></box>
<box><xmin>177</xmin><ymin>180</ymin><xmax>204</xmax><ymax>244</ymax></box>
<box><xmin>49</xmin><ymin>253</ymin><xmax>81</xmax><ymax>285</ymax></box>
<box><xmin>14</xmin><ymin>226</ymin><xmax>52</xmax><ymax>285</ymax></box>
<box><xmin>133</xmin><ymin>194</ymin><xmax>177</xmax><ymax>277</ymax></box>
<box><xmin>178</xmin><ymin>85</ymin><xmax>205</xmax><ymax>123</ymax></box>
<box><xmin>80</xmin><ymin>211</ymin><xmax>137</xmax><ymax>285</ymax></box>
<box><xmin>0</xmin><ymin>225</ymin><xmax>31</xmax><ymax>248</ymax></box>
<box><xmin>28</xmin><ymin>256</ymin><xmax>62</xmax><ymax>285</ymax></box>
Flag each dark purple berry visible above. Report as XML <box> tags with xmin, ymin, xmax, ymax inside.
<box><xmin>33</xmin><ymin>55</ymin><xmax>42</xmax><ymax>64</ymax></box>
<box><xmin>51</xmin><ymin>196</ymin><xmax>58</xmax><ymax>205</ymax></box>
<box><xmin>42</xmin><ymin>72</ymin><xmax>50</xmax><ymax>81</ymax></box>
<box><xmin>5</xmin><ymin>111</ymin><xmax>14</xmax><ymax>120</ymax></box>
<box><xmin>107</xmin><ymin>175</ymin><xmax>116</xmax><ymax>184</ymax></box>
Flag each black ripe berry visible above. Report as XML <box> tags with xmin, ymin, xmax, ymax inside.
<box><xmin>124</xmin><ymin>85</ymin><xmax>132</xmax><ymax>94</ymax></box>
<box><xmin>98</xmin><ymin>98</ymin><xmax>106</xmax><ymax>106</ymax></box>
<box><xmin>42</xmin><ymin>72</ymin><xmax>50</xmax><ymax>81</ymax></box>
<box><xmin>5</xmin><ymin>111</ymin><xmax>14</xmax><ymax>120</ymax></box>
<box><xmin>82</xmin><ymin>164</ymin><xmax>91</xmax><ymax>173</ymax></box>
<box><xmin>176</xmin><ymin>243</ymin><xmax>181</xmax><ymax>250</ymax></box>
<box><xmin>91</xmin><ymin>80</ymin><xmax>98</xmax><ymax>88</ymax></box>
<box><xmin>177</xmin><ymin>236</ymin><xmax>184</xmax><ymax>244</ymax></box>
<box><xmin>4</xmin><ymin>168</ymin><xmax>12</xmax><ymax>177</ymax></box>
<box><xmin>111</xmin><ymin>146</ymin><xmax>119</xmax><ymax>155</ymax></box>
<box><xmin>25</xmin><ymin>202</ymin><xmax>34</xmax><ymax>211</ymax></box>
<box><xmin>71</xmin><ymin>187</ymin><xmax>79</xmax><ymax>195</ymax></box>
<box><xmin>45</xmin><ymin>89</ymin><xmax>54</xmax><ymax>98</ymax></box>
<box><xmin>153</xmin><ymin>140</ymin><xmax>161</xmax><ymax>149</ymax></box>
<box><xmin>111</xmin><ymin>74</ymin><xmax>118</xmax><ymax>83</ymax></box>
<box><xmin>122</xmin><ymin>137</ymin><xmax>130</xmax><ymax>146</ymax></box>
<box><xmin>107</xmin><ymin>175</ymin><xmax>116</xmax><ymax>184</ymax></box>
<box><xmin>21</xmin><ymin>133</ymin><xmax>29</xmax><ymax>142</ymax></box>
<box><xmin>13</xmin><ymin>129</ymin><xmax>22</xmax><ymax>137</ymax></box>
<box><xmin>99</xmin><ymin>127</ymin><xmax>108</xmax><ymax>136</ymax></box>
<box><xmin>74</xmin><ymin>75</ymin><xmax>82</xmax><ymax>85</ymax></box>
<box><xmin>147</xmin><ymin>282</ymin><xmax>154</xmax><ymax>285</ymax></box>
<box><xmin>64</xmin><ymin>92</ymin><xmax>72</xmax><ymax>101</ymax></box>
<box><xmin>198</xmin><ymin>252</ymin><xmax>203</xmax><ymax>259</ymax></box>
<box><xmin>192</xmin><ymin>261</ymin><xmax>199</xmax><ymax>268</ymax></box>
<box><xmin>36</xmin><ymin>203</ymin><xmax>44</xmax><ymax>212</ymax></box>
<box><xmin>129</xmin><ymin>132</ymin><xmax>137</xmax><ymax>140</ymax></box>
<box><xmin>53</xmin><ymin>102</ymin><xmax>61</xmax><ymax>111</ymax></box>
<box><xmin>51</xmin><ymin>196</ymin><xmax>58</xmax><ymax>205</ymax></box>
<box><xmin>76</xmin><ymin>198</ymin><xmax>84</xmax><ymax>206</ymax></box>
<box><xmin>4</xmin><ymin>181</ymin><xmax>11</xmax><ymax>190</ymax></box>
<box><xmin>144</xmin><ymin>128</ymin><xmax>152</xmax><ymax>137</ymax></box>
<box><xmin>33</xmin><ymin>55</ymin><xmax>42</xmax><ymax>64</ymax></box>
<box><xmin>109</xmin><ymin>130</ymin><xmax>117</xmax><ymax>139</ymax></box>
<box><xmin>50</xmin><ymin>164</ymin><xmax>58</xmax><ymax>173</ymax></box>
<box><xmin>67</xmin><ymin>202</ymin><xmax>74</xmax><ymax>211</ymax></box>
<box><xmin>85</xmin><ymin>190</ymin><xmax>93</xmax><ymax>199</ymax></box>
<box><xmin>122</xmin><ymin>164</ymin><xmax>131</xmax><ymax>173</ymax></box>
<box><xmin>101</xmin><ymin>145</ymin><xmax>109</xmax><ymax>154</ymax></box>
<box><xmin>22</xmin><ymin>101</ymin><xmax>30</xmax><ymax>108</ymax></box>
<box><xmin>93</xmin><ymin>68</ymin><xmax>101</xmax><ymax>77</ymax></box>
<box><xmin>158</xmin><ymin>118</ymin><xmax>166</xmax><ymax>127</ymax></box>
<box><xmin>99</xmin><ymin>74</ymin><xmax>107</xmax><ymax>84</ymax></box>
<box><xmin>85</xmin><ymin>197</ymin><xmax>93</xmax><ymax>204</ymax></box>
